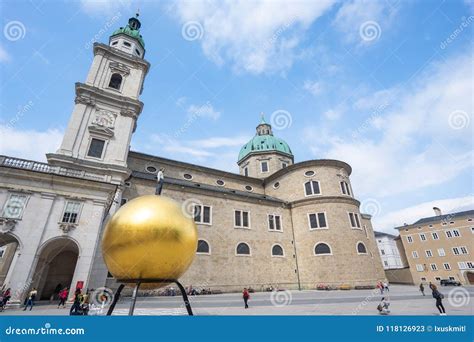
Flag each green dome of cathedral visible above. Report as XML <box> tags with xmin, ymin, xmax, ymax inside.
<box><xmin>238</xmin><ymin>115</ymin><xmax>293</xmax><ymax>162</ymax></box>
<box><xmin>111</xmin><ymin>15</ymin><xmax>145</xmax><ymax>48</ymax></box>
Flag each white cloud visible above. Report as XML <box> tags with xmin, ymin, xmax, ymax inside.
<box><xmin>323</xmin><ymin>109</ymin><xmax>341</xmax><ymax>121</ymax></box>
<box><xmin>374</xmin><ymin>196</ymin><xmax>474</xmax><ymax>233</ymax></box>
<box><xmin>0</xmin><ymin>125</ymin><xmax>63</xmax><ymax>162</ymax></box>
<box><xmin>187</xmin><ymin>103</ymin><xmax>221</xmax><ymax>120</ymax></box>
<box><xmin>141</xmin><ymin>133</ymin><xmax>250</xmax><ymax>171</ymax></box>
<box><xmin>303</xmin><ymin>80</ymin><xmax>322</xmax><ymax>96</ymax></box>
<box><xmin>303</xmin><ymin>53</ymin><xmax>473</xmax><ymax>198</ymax></box>
<box><xmin>80</xmin><ymin>0</ymin><xmax>131</xmax><ymax>16</ymax></box>
<box><xmin>0</xmin><ymin>45</ymin><xmax>10</xmax><ymax>63</ymax></box>
<box><xmin>333</xmin><ymin>0</ymin><xmax>398</xmax><ymax>44</ymax></box>
<box><xmin>171</xmin><ymin>0</ymin><xmax>336</xmax><ymax>74</ymax></box>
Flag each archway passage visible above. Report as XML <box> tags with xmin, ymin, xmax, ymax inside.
<box><xmin>0</xmin><ymin>233</ymin><xmax>20</xmax><ymax>287</ymax></box>
<box><xmin>33</xmin><ymin>238</ymin><xmax>79</xmax><ymax>300</ymax></box>
<box><xmin>466</xmin><ymin>271</ymin><xmax>474</xmax><ymax>285</ymax></box>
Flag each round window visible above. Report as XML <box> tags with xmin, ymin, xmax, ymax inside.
<box><xmin>146</xmin><ymin>166</ymin><xmax>157</xmax><ymax>173</ymax></box>
<box><xmin>183</xmin><ymin>173</ymin><xmax>193</xmax><ymax>180</ymax></box>
<box><xmin>245</xmin><ymin>185</ymin><xmax>253</xmax><ymax>192</ymax></box>
<box><xmin>216</xmin><ymin>180</ymin><xmax>225</xmax><ymax>186</ymax></box>
<box><xmin>273</xmin><ymin>182</ymin><xmax>280</xmax><ymax>189</ymax></box>
<box><xmin>304</xmin><ymin>170</ymin><xmax>315</xmax><ymax>177</ymax></box>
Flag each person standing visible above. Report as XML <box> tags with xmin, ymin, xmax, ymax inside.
<box><xmin>58</xmin><ymin>288</ymin><xmax>68</xmax><ymax>308</ymax></box>
<box><xmin>1</xmin><ymin>288</ymin><xmax>11</xmax><ymax>311</ymax></box>
<box><xmin>155</xmin><ymin>168</ymin><xmax>165</xmax><ymax>195</ymax></box>
<box><xmin>383</xmin><ymin>281</ymin><xmax>389</xmax><ymax>292</ymax></box>
<box><xmin>243</xmin><ymin>288</ymin><xmax>250</xmax><ymax>309</ymax></box>
<box><xmin>431</xmin><ymin>285</ymin><xmax>446</xmax><ymax>315</ymax></box>
<box><xmin>419</xmin><ymin>283</ymin><xmax>425</xmax><ymax>296</ymax></box>
<box><xmin>69</xmin><ymin>288</ymin><xmax>83</xmax><ymax>315</ymax></box>
<box><xmin>23</xmin><ymin>288</ymin><xmax>37</xmax><ymax>311</ymax></box>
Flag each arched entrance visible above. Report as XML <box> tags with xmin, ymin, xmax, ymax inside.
<box><xmin>0</xmin><ymin>233</ymin><xmax>21</xmax><ymax>287</ymax></box>
<box><xmin>32</xmin><ymin>238</ymin><xmax>79</xmax><ymax>300</ymax></box>
<box><xmin>465</xmin><ymin>271</ymin><xmax>474</xmax><ymax>285</ymax></box>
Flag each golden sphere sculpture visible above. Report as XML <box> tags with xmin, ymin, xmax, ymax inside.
<box><xmin>101</xmin><ymin>195</ymin><xmax>198</xmax><ymax>288</ymax></box>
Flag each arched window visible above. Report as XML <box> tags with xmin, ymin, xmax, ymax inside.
<box><xmin>304</xmin><ymin>180</ymin><xmax>320</xmax><ymax>196</ymax></box>
<box><xmin>357</xmin><ymin>242</ymin><xmax>367</xmax><ymax>254</ymax></box>
<box><xmin>108</xmin><ymin>73</ymin><xmax>122</xmax><ymax>90</ymax></box>
<box><xmin>314</xmin><ymin>242</ymin><xmax>331</xmax><ymax>255</ymax></box>
<box><xmin>236</xmin><ymin>242</ymin><xmax>250</xmax><ymax>255</ymax></box>
<box><xmin>196</xmin><ymin>239</ymin><xmax>210</xmax><ymax>254</ymax></box>
<box><xmin>271</xmin><ymin>244</ymin><xmax>284</xmax><ymax>256</ymax></box>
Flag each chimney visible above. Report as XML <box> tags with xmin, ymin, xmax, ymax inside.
<box><xmin>433</xmin><ymin>207</ymin><xmax>442</xmax><ymax>216</ymax></box>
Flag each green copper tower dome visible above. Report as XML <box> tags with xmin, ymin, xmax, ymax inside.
<box><xmin>110</xmin><ymin>14</ymin><xmax>145</xmax><ymax>49</ymax></box>
<box><xmin>238</xmin><ymin>114</ymin><xmax>293</xmax><ymax>163</ymax></box>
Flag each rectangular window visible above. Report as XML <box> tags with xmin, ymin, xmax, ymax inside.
<box><xmin>281</xmin><ymin>162</ymin><xmax>288</xmax><ymax>168</ymax></box>
<box><xmin>268</xmin><ymin>214</ymin><xmax>282</xmax><ymax>231</ymax></box>
<box><xmin>235</xmin><ymin>210</ymin><xmax>250</xmax><ymax>228</ymax></box>
<box><xmin>407</xmin><ymin>235</ymin><xmax>413</xmax><ymax>243</ymax></box>
<box><xmin>452</xmin><ymin>247</ymin><xmax>460</xmax><ymax>255</ymax></box>
<box><xmin>449</xmin><ymin>276</ymin><xmax>455</xmax><ymax>281</ymax></box>
<box><xmin>416</xmin><ymin>264</ymin><xmax>424</xmax><ymax>272</ymax></box>
<box><xmin>260</xmin><ymin>161</ymin><xmax>269</xmax><ymax>173</ymax></box>
<box><xmin>458</xmin><ymin>262</ymin><xmax>467</xmax><ymax>269</ymax></box>
<box><xmin>244</xmin><ymin>167</ymin><xmax>248</xmax><ymax>177</ymax></box>
<box><xmin>438</xmin><ymin>248</ymin><xmax>445</xmax><ymax>257</ymax></box>
<box><xmin>445</xmin><ymin>230</ymin><xmax>453</xmax><ymax>238</ymax></box>
<box><xmin>193</xmin><ymin>205</ymin><xmax>211</xmax><ymax>224</ymax></box>
<box><xmin>419</xmin><ymin>233</ymin><xmax>426</xmax><ymax>241</ymax></box>
<box><xmin>384</xmin><ymin>261</ymin><xmax>388</xmax><ymax>266</ymax></box>
<box><xmin>381</xmin><ymin>249</ymin><xmax>385</xmax><ymax>255</ymax></box>
<box><xmin>425</xmin><ymin>250</ymin><xmax>433</xmax><ymax>257</ymax></box>
<box><xmin>412</xmin><ymin>251</ymin><xmax>419</xmax><ymax>258</ymax></box>
<box><xmin>467</xmin><ymin>262</ymin><xmax>474</xmax><ymax>269</ymax></box>
<box><xmin>435</xmin><ymin>277</ymin><xmax>441</xmax><ymax>281</ymax></box>
<box><xmin>0</xmin><ymin>247</ymin><xmax>5</xmax><ymax>258</ymax></box>
<box><xmin>348</xmin><ymin>212</ymin><xmax>361</xmax><ymax>228</ymax></box>
<box><xmin>2</xmin><ymin>194</ymin><xmax>28</xmax><ymax>219</ymax></box>
<box><xmin>62</xmin><ymin>201</ymin><xmax>81</xmax><ymax>223</ymax></box>
<box><xmin>432</xmin><ymin>232</ymin><xmax>439</xmax><ymax>240</ymax></box>
<box><xmin>340</xmin><ymin>181</ymin><xmax>351</xmax><ymax>196</ymax></box>
<box><xmin>308</xmin><ymin>213</ymin><xmax>327</xmax><ymax>229</ymax></box>
<box><xmin>453</xmin><ymin>229</ymin><xmax>460</xmax><ymax>237</ymax></box>
<box><xmin>430</xmin><ymin>263</ymin><xmax>438</xmax><ymax>271</ymax></box>
<box><xmin>443</xmin><ymin>263</ymin><xmax>451</xmax><ymax>270</ymax></box>
<box><xmin>87</xmin><ymin>138</ymin><xmax>105</xmax><ymax>158</ymax></box>
<box><xmin>460</xmin><ymin>246</ymin><xmax>468</xmax><ymax>254</ymax></box>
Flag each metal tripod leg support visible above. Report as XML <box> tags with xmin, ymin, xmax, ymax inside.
<box><xmin>106</xmin><ymin>284</ymin><xmax>124</xmax><ymax>316</ymax></box>
<box><xmin>128</xmin><ymin>281</ymin><xmax>141</xmax><ymax>316</ymax></box>
<box><xmin>174</xmin><ymin>280</ymin><xmax>193</xmax><ymax>316</ymax></box>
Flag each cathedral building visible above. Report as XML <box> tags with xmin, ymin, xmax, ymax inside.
<box><xmin>0</xmin><ymin>15</ymin><xmax>384</xmax><ymax>302</ymax></box>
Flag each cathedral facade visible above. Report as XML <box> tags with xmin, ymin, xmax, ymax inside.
<box><xmin>0</xmin><ymin>16</ymin><xmax>384</xmax><ymax>302</ymax></box>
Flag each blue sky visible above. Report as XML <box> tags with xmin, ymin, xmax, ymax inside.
<box><xmin>0</xmin><ymin>0</ymin><xmax>473</xmax><ymax>233</ymax></box>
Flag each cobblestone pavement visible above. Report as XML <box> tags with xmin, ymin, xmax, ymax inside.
<box><xmin>2</xmin><ymin>285</ymin><xmax>472</xmax><ymax>316</ymax></box>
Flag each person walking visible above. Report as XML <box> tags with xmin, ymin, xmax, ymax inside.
<box><xmin>58</xmin><ymin>288</ymin><xmax>68</xmax><ymax>308</ymax></box>
<box><xmin>383</xmin><ymin>281</ymin><xmax>389</xmax><ymax>292</ymax></box>
<box><xmin>23</xmin><ymin>288</ymin><xmax>37</xmax><ymax>311</ymax></box>
<box><xmin>242</xmin><ymin>288</ymin><xmax>250</xmax><ymax>309</ymax></box>
<box><xmin>377</xmin><ymin>281</ymin><xmax>384</xmax><ymax>294</ymax></box>
<box><xmin>419</xmin><ymin>283</ymin><xmax>425</xmax><ymax>296</ymax></box>
<box><xmin>69</xmin><ymin>288</ymin><xmax>83</xmax><ymax>315</ymax></box>
<box><xmin>431</xmin><ymin>285</ymin><xmax>446</xmax><ymax>315</ymax></box>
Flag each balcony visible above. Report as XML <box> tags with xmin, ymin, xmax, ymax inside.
<box><xmin>0</xmin><ymin>155</ymin><xmax>107</xmax><ymax>182</ymax></box>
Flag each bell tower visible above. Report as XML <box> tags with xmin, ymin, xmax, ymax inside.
<box><xmin>47</xmin><ymin>14</ymin><xmax>150</xmax><ymax>184</ymax></box>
